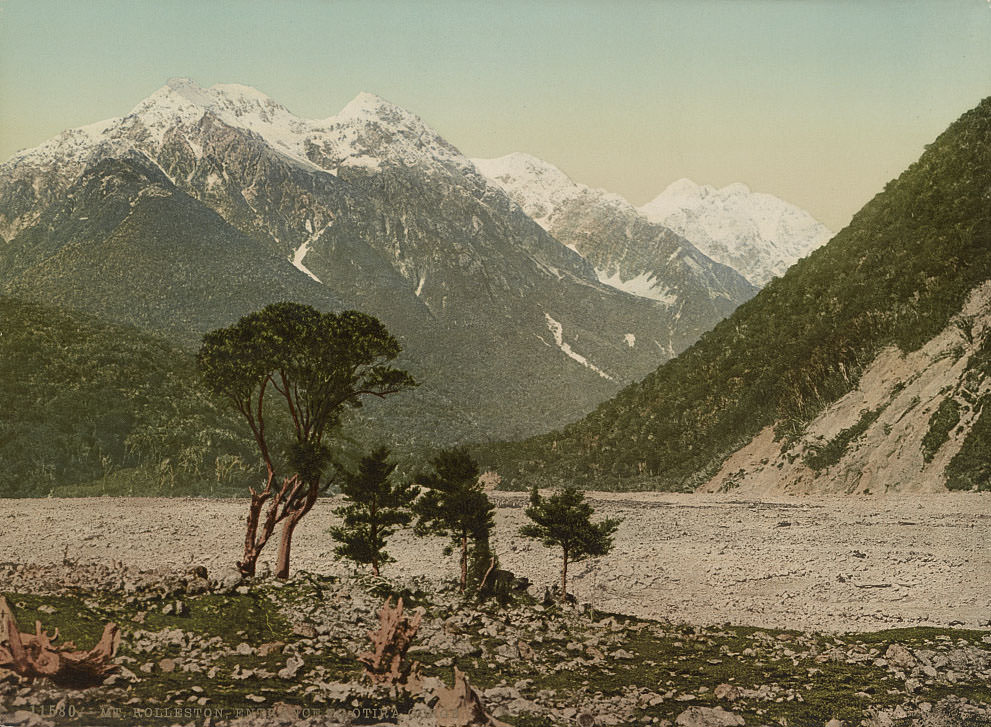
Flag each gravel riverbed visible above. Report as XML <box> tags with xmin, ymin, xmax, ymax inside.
<box><xmin>1</xmin><ymin>492</ymin><xmax>987</xmax><ymax>633</ymax></box>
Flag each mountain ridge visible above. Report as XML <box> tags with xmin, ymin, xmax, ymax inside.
<box><xmin>483</xmin><ymin>95</ymin><xmax>991</xmax><ymax>494</ymax></box>
<box><xmin>0</xmin><ymin>79</ymin><xmax>756</xmax><ymax>449</ymax></box>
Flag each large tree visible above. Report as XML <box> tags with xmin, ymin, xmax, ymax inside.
<box><xmin>330</xmin><ymin>446</ymin><xmax>416</xmax><ymax>576</ymax></box>
<box><xmin>414</xmin><ymin>449</ymin><xmax>495</xmax><ymax>593</ymax></box>
<box><xmin>198</xmin><ymin>302</ymin><xmax>415</xmax><ymax>579</ymax></box>
<box><xmin>520</xmin><ymin>487</ymin><xmax>621</xmax><ymax>603</ymax></box>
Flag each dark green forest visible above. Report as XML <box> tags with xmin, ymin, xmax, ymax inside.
<box><xmin>484</xmin><ymin>96</ymin><xmax>991</xmax><ymax>492</ymax></box>
<box><xmin>0</xmin><ymin>297</ymin><xmax>260</xmax><ymax>497</ymax></box>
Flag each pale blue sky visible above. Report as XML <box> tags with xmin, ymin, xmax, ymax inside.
<box><xmin>2</xmin><ymin>0</ymin><xmax>989</xmax><ymax>229</ymax></box>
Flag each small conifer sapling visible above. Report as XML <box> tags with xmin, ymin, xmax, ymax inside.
<box><xmin>330</xmin><ymin>446</ymin><xmax>416</xmax><ymax>577</ymax></box>
<box><xmin>520</xmin><ymin>486</ymin><xmax>621</xmax><ymax>603</ymax></box>
<box><xmin>414</xmin><ymin>449</ymin><xmax>495</xmax><ymax>593</ymax></box>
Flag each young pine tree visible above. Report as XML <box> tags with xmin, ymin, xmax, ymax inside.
<box><xmin>520</xmin><ymin>486</ymin><xmax>621</xmax><ymax>603</ymax></box>
<box><xmin>414</xmin><ymin>448</ymin><xmax>495</xmax><ymax>593</ymax></box>
<box><xmin>330</xmin><ymin>447</ymin><xmax>416</xmax><ymax>577</ymax></box>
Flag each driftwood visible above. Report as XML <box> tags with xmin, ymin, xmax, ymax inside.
<box><xmin>0</xmin><ymin>596</ymin><xmax>120</xmax><ymax>687</ymax></box>
<box><xmin>357</xmin><ymin>596</ymin><xmax>423</xmax><ymax>685</ymax></box>
<box><xmin>434</xmin><ymin>667</ymin><xmax>509</xmax><ymax>727</ymax></box>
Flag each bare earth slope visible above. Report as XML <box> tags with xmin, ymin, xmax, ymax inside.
<box><xmin>700</xmin><ymin>282</ymin><xmax>991</xmax><ymax>496</ymax></box>
<box><xmin>3</xmin><ymin>493</ymin><xmax>987</xmax><ymax>633</ymax></box>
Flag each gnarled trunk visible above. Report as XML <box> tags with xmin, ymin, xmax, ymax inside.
<box><xmin>240</xmin><ymin>473</ymin><xmax>302</xmax><ymax>578</ymax></box>
<box><xmin>274</xmin><ymin>481</ymin><xmax>320</xmax><ymax>580</ymax></box>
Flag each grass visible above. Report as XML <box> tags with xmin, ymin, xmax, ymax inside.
<box><xmin>2</xmin><ymin>580</ymin><xmax>989</xmax><ymax>726</ymax></box>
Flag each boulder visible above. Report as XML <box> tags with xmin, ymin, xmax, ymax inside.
<box><xmin>675</xmin><ymin>706</ymin><xmax>745</xmax><ymax>727</ymax></box>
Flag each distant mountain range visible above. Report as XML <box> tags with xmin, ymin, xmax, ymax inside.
<box><xmin>639</xmin><ymin>178</ymin><xmax>832</xmax><ymax>287</ymax></box>
<box><xmin>0</xmin><ymin>79</ymin><xmax>831</xmax><ymax>492</ymax></box>
<box><xmin>473</xmin><ymin>153</ymin><xmax>830</xmax><ymax>289</ymax></box>
<box><xmin>485</xmin><ymin>95</ymin><xmax>991</xmax><ymax>494</ymax></box>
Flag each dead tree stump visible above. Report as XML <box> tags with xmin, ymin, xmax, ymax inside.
<box><xmin>433</xmin><ymin>667</ymin><xmax>509</xmax><ymax>727</ymax></box>
<box><xmin>357</xmin><ymin>596</ymin><xmax>423</xmax><ymax>686</ymax></box>
<box><xmin>0</xmin><ymin>596</ymin><xmax>120</xmax><ymax>687</ymax></box>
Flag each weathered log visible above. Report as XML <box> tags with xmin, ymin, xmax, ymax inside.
<box><xmin>0</xmin><ymin>596</ymin><xmax>120</xmax><ymax>687</ymax></box>
<box><xmin>433</xmin><ymin>667</ymin><xmax>509</xmax><ymax>727</ymax></box>
<box><xmin>357</xmin><ymin>596</ymin><xmax>422</xmax><ymax>686</ymax></box>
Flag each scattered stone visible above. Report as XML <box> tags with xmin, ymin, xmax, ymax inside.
<box><xmin>158</xmin><ymin>658</ymin><xmax>177</xmax><ymax>673</ymax></box>
<box><xmin>278</xmin><ymin>655</ymin><xmax>303</xmax><ymax>680</ymax></box>
<box><xmin>884</xmin><ymin>643</ymin><xmax>915</xmax><ymax>670</ymax></box>
<box><xmin>258</xmin><ymin>641</ymin><xmax>286</xmax><ymax>657</ymax></box>
<box><xmin>292</xmin><ymin>622</ymin><xmax>318</xmax><ymax>639</ymax></box>
<box><xmin>516</xmin><ymin>640</ymin><xmax>536</xmax><ymax>660</ymax></box>
<box><xmin>713</xmin><ymin>683</ymin><xmax>740</xmax><ymax>701</ymax></box>
<box><xmin>675</xmin><ymin>706</ymin><xmax>745</xmax><ymax>727</ymax></box>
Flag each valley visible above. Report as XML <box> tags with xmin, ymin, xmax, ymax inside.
<box><xmin>1</xmin><ymin>493</ymin><xmax>986</xmax><ymax>634</ymax></box>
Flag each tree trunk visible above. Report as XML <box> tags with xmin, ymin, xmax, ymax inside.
<box><xmin>372</xmin><ymin>560</ymin><xmax>380</xmax><ymax>577</ymax></box>
<box><xmin>459</xmin><ymin>535</ymin><xmax>468</xmax><ymax>593</ymax></box>
<box><xmin>560</xmin><ymin>548</ymin><xmax>569</xmax><ymax>603</ymax></box>
<box><xmin>274</xmin><ymin>481</ymin><xmax>320</xmax><ymax>580</ymax></box>
<box><xmin>238</xmin><ymin>492</ymin><xmax>267</xmax><ymax>577</ymax></box>
<box><xmin>275</xmin><ymin>520</ymin><xmax>294</xmax><ymax>580</ymax></box>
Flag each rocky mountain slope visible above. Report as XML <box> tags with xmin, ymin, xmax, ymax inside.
<box><xmin>701</xmin><ymin>282</ymin><xmax>991</xmax><ymax>495</ymax></box>
<box><xmin>485</xmin><ymin>95</ymin><xmax>991</xmax><ymax>493</ymax></box>
<box><xmin>0</xmin><ymin>79</ymin><xmax>753</xmax><ymax>447</ymax></box>
<box><xmin>640</xmin><ymin>178</ymin><xmax>833</xmax><ymax>286</ymax></box>
<box><xmin>474</xmin><ymin>153</ymin><xmax>757</xmax><ymax>356</ymax></box>
<box><xmin>473</xmin><ymin>152</ymin><xmax>828</xmax><ymax>292</ymax></box>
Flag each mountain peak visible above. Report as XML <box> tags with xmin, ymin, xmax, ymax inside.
<box><xmin>334</xmin><ymin>91</ymin><xmax>415</xmax><ymax>125</ymax></box>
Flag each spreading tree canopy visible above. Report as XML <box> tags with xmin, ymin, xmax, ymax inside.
<box><xmin>198</xmin><ymin>302</ymin><xmax>415</xmax><ymax>578</ymax></box>
<box><xmin>520</xmin><ymin>487</ymin><xmax>621</xmax><ymax>602</ymax></box>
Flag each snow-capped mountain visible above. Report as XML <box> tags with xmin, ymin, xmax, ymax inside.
<box><xmin>639</xmin><ymin>178</ymin><xmax>833</xmax><ymax>287</ymax></box>
<box><xmin>473</xmin><ymin>153</ymin><xmax>756</xmax><ymax>338</ymax></box>
<box><xmin>0</xmin><ymin>79</ymin><xmax>754</xmax><ymax>445</ymax></box>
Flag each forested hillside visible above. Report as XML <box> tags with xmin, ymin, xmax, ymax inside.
<box><xmin>486</xmin><ymin>96</ymin><xmax>991</xmax><ymax>491</ymax></box>
<box><xmin>0</xmin><ymin>298</ymin><xmax>259</xmax><ymax>496</ymax></box>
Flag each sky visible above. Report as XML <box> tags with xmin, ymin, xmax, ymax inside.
<box><xmin>1</xmin><ymin>0</ymin><xmax>989</xmax><ymax>231</ymax></box>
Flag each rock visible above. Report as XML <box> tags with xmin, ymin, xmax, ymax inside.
<box><xmin>278</xmin><ymin>655</ymin><xmax>303</xmax><ymax>680</ymax></box>
<box><xmin>292</xmin><ymin>622</ymin><xmax>318</xmax><ymax>639</ymax></box>
<box><xmin>186</xmin><ymin>577</ymin><xmax>210</xmax><ymax>595</ymax></box>
<box><xmin>675</xmin><ymin>706</ymin><xmax>745</xmax><ymax>727</ymax></box>
<box><xmin>158</xmin><ymin>658</ymin><xmax>177</xmax><ymax>673</ymax></box>
<box><xmin>610</xmin><ymin>649</ymin><xmax>634</xmax><ymax>660</ymax></box>
<box><xmin>713</xmin><ymin>683</ymin><xmax>741</xmax><ymax>702</ymax></box>
<box><xmin>8</xmin><ymin>710</ymin><xmax>44</xmax><ymax>726</ymax></box>
<box><xmin>258</xmin><ymin>641</ymin><xmax>286</xmax><ymax>657</ymax></box>
<box><xmin>212</xmin><ymin>567</ymin><xmax>243</xmax><ymax>593</ymax></box>
<box><xmin>884</xmin><ymin>643</ymin><xmax>915</xmax><ymax>670</ymax></box>
<box><xmin>235</xmin><ymin>642</ymin><xmax>254</xmax><ymax>656</ymax></box>
<box><xmin>516</xmin><ymin>640</ymin><xmax>536</xmax><ymax>660</ymax></box>
<box><xmin>825</xmin><ymin>720</ymin><xmax>845</xmax><ymax>727</ymax></box>
<box><xmin>245</xmin><ymin>694</ymin><xmax>266</xmax><ymax>703</ymax></box>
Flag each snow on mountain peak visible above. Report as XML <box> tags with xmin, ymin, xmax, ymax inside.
<box><xmin>4</xmin><ymin>79</ymin><xmax>473</xmax><ymax>181</ymax></box>
<box><xmin>472</xmin><ymin>152</ymin><xmax>630</xmax><ymax>230</ymax></box>
<box><xmin>335</xmin><ymin>91</ymin><xmax>397</xmax><ymax>120</ymax></box>
<box><xmin>640</xmin><ymin>179</ymin><xmax>832</xmax><ymax>286</ymax></box>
